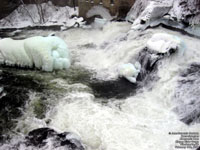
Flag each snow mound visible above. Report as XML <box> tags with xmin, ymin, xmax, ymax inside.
<box><xmin>118</xmin><ymin>62</ymin><xmax>141</xmax><ymax>83</ymax></box>
<box><xmin>147</xmin><ymin>33</ymin><xmax>182</xmax><ymax>53</ymax></box>
<box><xmin>0</xmin><ymin>36</ymin><xmax>70</xmax><ymax>71</ymax></box>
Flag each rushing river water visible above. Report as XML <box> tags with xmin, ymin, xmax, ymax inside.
<box><xmin>0</xmin><ymin>22</ymin><xmax>200</xmax><ymax>150</ymax></box>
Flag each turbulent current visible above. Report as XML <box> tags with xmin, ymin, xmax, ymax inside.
<box><xmin>0</xmin><ymin>22</ymin><xmax>200</xmax><ymax>150</ymax></box>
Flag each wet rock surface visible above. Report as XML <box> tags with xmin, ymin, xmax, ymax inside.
<box><xmin>174</xmin><ymin>63</ymin><xmax>200</xmax><ymax>125</ymax></box>
<box><xmin>89</xmin><ymin>46</ymin><xmax>177</xmax><ymax>99</ymax></box>
<box><xmin>137</xmin><ymin>47</ymin><xmax>177</xmax><ymax>80</ymax></box>
<box><xmin>89</xmin><ymin>78</ymin><xmax>138</xmax><ymax>99</ymax></box>
<box><xmin>25</xmin><ymin>128</ymin><xmax>84</xmax><ymax>150</ymax></box>
<box><xmin>0</xmin><ymin>128</ymin><xmax>85</xmax><ymax>150</ymax></box>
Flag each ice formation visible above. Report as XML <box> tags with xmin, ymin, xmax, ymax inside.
<box><xmin>86</xmin><ymin>6</ymin><xmax>113</xmax><ymax>21</ymax></box>
<box><xmin>147</xmin><ymin>33</ymin><xmax>182</xmax><ymax>53</ymax></box>
<box><xmin>118</xmin><ymin>62</ymin><xmax>141</xmax><ymax>83</ymax></box>
<box><xmin>0</xmin><ymin>36</ymin><xmax>70</xmax><ymax>71</ymax></box>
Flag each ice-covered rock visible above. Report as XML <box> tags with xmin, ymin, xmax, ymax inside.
<box><xmin>130</xmin><ymin>1</ymin><xmax>172</xmax><ymax>30</ymax></box>
<box><xmin>132</xmin><ymin>33</ymin><xmax>184</xmax><ymax>82</ymax></box>
<box><xmin>0</xmin><ymin>35</ymin><xmax>70</xmax><ymax>71</ymax></box>
<box><xmin>118</xmin><ymin>62</ymin><xmax>141</xmax><ymax>83</ymax></box>
<box><xmin>117</xmin><ymin>33</ymin><xmax>182</xmax><ymax>84</ymax></box>
<box><xmin>127</xmin><ymin>0</ymin><xmax>200</xmax><ymax>36</ymax></box>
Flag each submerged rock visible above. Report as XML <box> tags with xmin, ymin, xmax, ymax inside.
<box><xmin>89</xmin><ymin>78</ymin><xmax>138</xmax><ymax>99</ymax></box>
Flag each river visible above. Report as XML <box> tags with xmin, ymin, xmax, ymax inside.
<box><xmin>0</xmin><ymin>22</ymin><xmax>200</xmax><ymax>150</ymax></box>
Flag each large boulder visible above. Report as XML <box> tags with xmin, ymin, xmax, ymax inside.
<box><xmin>1</xmin><ymin>127</ymin><xmax>85</xmax><ymax>149</ymax></box>
<box><xmin>127</xmin><ymin>0</ymin><xmax>200</xmax><ymax>36</ymax></box>
<box><xmin>25</xmin><ymin>128</ymin><xmax>85</xmax><ymax>150</ymax></box>
<box><xmin>118</xmin><ymin>33</ymin><xmax>184</xmax><ymax>84</ymax></box>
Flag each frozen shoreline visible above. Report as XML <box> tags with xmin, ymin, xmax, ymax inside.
<box><xmin>0</xmin><ymin>2</ymin><xmax>84</xmax><ymax>29</ymax></box>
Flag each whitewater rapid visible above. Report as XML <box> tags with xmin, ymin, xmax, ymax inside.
<box><xmin>1</xmin><ymin>22</ymin><xmax>200</xmax><ymax>150</ymax></box>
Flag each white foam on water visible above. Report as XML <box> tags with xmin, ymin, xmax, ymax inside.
<box><xmin>1</xmin><ymin>23</ymin><xmax>200</xmax><ymax>150</ymax></box>
<box><xmin>47</xmin><ymin>25</ymin><xmax>200</xmax><ymax>150</ymax></box>
<box><xmin>61</xmin><ymin>22</ymin><xmax>149</xmax><ymax>80</ymax></box>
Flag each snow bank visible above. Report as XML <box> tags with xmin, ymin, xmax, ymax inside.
<box><xmin>0</xmin><ymin>36</ymin><xmax>70</xmax><ymax>71</ymax></box>
<box><xmin>147</xmin><ymin>33</ymin><xmax>182</xmax><ymax>53</ymax></box>
<box><xmin>0</xmin><ymin>2</ymin><xmax>84</xmax><ymax>28</ymax></box>
<box><xmin>118</xmin><ymin>62</ymin><xmax>141</xmax><ymax>83</ymax></box>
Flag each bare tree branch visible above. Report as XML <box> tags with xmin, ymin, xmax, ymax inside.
<box><xmin>20</xmin><ymin>0</ymin><xmax>35</xmax><ymax>23</ymax></box>
<box><xmin>34</xmin><ymin>0</ymin><xmax>45</xmax><ymax>24</ymax></box>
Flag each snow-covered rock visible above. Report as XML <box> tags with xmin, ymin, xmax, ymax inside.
<box><xmin>147</xmin><ymin>33</ymin><xmax>182</xmax><ymax>53</ymax></box>
<box><xmin>0</xmin><ymin>35</ymin><xmax>70</xmax><ymax>71</ymax></box>
<box><xmin>126</xmin><ymin>0</ymin><xmax>172</xmax><ymax>23</ymax></box>
<box><xmin>127</xmin><ymin>0</ymin><xmax>200</xmax><ymax>36</ymax></box>
<box><xmin>118</xmin><ymin>62</ymin><xmax>141</xmax><ymax>83</ymax></box>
